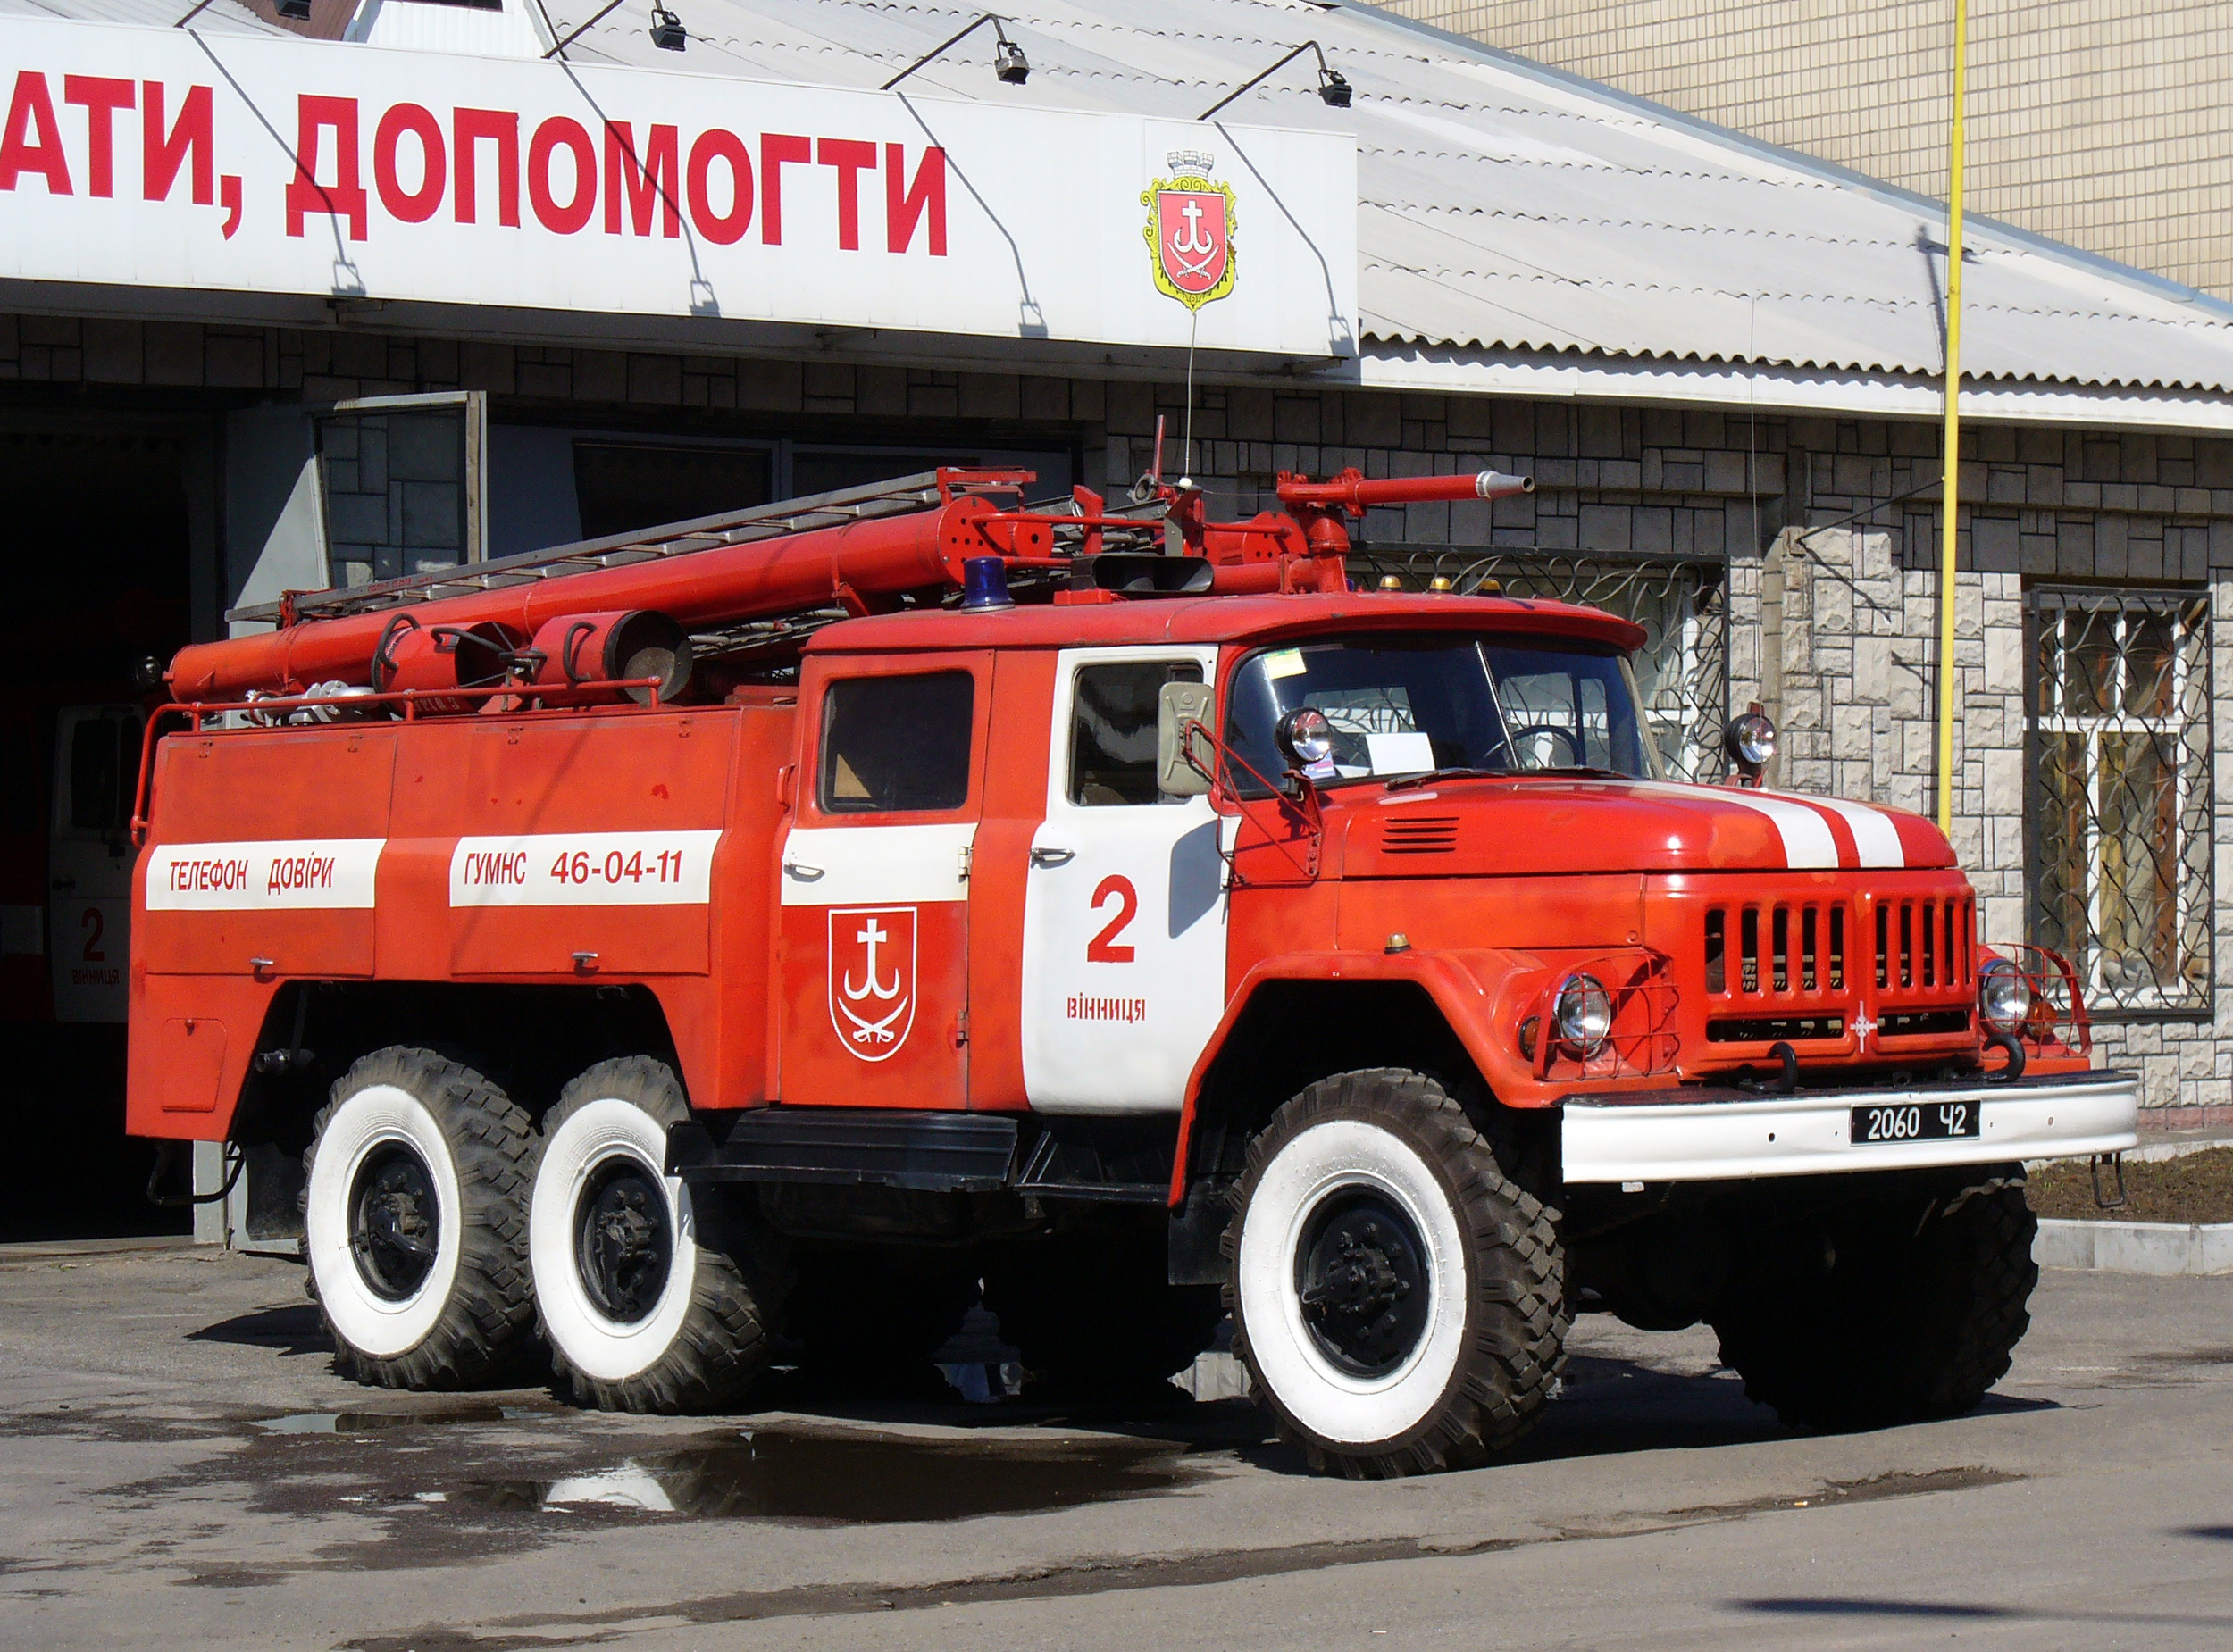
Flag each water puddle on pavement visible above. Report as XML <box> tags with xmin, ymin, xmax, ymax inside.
<box><xmin>256</xmin><ymin>1404</ymin><xmax>544</xmax><ymax>1433</ymax></box>
<box><xmin>465</xmin><ymin>1426</ymin><xmax>1203</xmax><ymax>1523</ymax></box>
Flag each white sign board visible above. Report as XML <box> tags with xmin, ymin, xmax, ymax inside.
<box><xmin>0</xmin><ymin>18</ymin><xmax>1358</xmax><ymax>357</ymax></box>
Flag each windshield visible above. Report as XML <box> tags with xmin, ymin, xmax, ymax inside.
<box><xmin>1225</xmin><ymin>635</ymin><xmax>1659</xmax><ymax>794</ymax></box>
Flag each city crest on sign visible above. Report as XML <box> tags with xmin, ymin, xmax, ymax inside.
<box><xmin>1142</xmin><ymin>171</ymin><xmax>1237</xmax><ymax>310</ymax></box>
<box><xmin>828</xmin><ymin>905</ymin><xmax>917</xmax><ymax>1062</ymax></box>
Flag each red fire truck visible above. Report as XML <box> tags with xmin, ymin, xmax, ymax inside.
<box><xmin>128</xmin><ymin>464</ymin><xmax>2135</xmax><ymax>1477</ymax></box>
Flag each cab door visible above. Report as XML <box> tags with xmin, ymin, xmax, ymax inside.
<box><xmin>49</xmin><ymin>705</ymin><xmax>142</xmax><ymax>1022</ymax></box>
<box><xmin>1020</xmin><ymin>648</ymin><xmax>1228</xmax><ymax>1112</ymax></box>
<box><xmin>775</xmin><ymin>656</ymin><xmax>988</xmax><ymax>1110</ymax></box>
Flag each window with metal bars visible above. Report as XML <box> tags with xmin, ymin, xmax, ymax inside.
<box><xmin>2028</xmin><ymin>588</ymin><xmax>2212</xmax><ymax>1016</ymax></box>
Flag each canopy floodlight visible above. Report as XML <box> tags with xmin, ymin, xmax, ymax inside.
<box><xmin>882</xmin><ymin>13</ymin><xmax>1030</xmax><ymax>91</ymax></box>
<box><xmin>1200</xmin><ymin>41</ymin><xmax>1351</xmax><ymax>121</ymax></box>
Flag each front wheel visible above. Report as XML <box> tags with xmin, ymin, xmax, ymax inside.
<box><xmin>530</xmin><ymin>1058</ymin><xmax>789</xmax><ymax>1413</ymax></box>
<box><xmin>1226</xmin><ymin>1070</ymin><xmax>1567</xmax><ymax>1478</ymax></box>
<box><xmin>1710</xmin><ymin>1168</ymin><xmax>2037</xmax><ymax>1431</ymax></box>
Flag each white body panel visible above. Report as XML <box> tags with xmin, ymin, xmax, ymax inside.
<box><xmin>448</xmin><ymin>830</ymin><xmax>722</xmax><ymax>907</ymax></box>
<box><xmin>779</xmin><ymin>824</ymin><xmax>975</xmax><ymax>908</ymax></box>
<box><xmin>147</xmin><ymin>838</ymin><xmax>385</xmax><ymax>910</ymax></box>
<box><xmin>1561</xmin><ymin>1074</ymin><xmax>2139</xmax><ymax>1183</ymax></box>
<box><xmin>1022</xmin><ymin>647</ymin><xmax>1227</xmax><ymax>1114</ymax></box>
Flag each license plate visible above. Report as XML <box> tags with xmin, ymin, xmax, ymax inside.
<box><xmin>1850</xmin><ymin>1100</ymin><xmax>1981</xmax><ymax>1145</ymax></box>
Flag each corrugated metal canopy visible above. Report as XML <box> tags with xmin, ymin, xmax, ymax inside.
<box><xmin>34</xmin><ymin>0</ymin><xmax>2233</xmax><ymax>394</ymax></box>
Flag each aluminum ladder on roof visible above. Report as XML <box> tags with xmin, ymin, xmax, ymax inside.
<box><xmin>223</xmin><ymin>471</ymin><xmax>977</xmax><ymax>627</ymax></box>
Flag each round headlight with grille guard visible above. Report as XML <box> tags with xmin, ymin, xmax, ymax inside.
<box><xmin>1978</xmin><ymin>958</ymin><xmax>2032</xmax><ymax>1033</ymax></box>
<box><xmin>1554</xmin><ymin>972</ymin><xmax>1613</xmax><ymax>1058</ymax></box>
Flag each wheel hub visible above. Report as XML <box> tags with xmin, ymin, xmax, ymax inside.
<box><xmin>1296</xmin><ymin>1193</ymin><xmax>1431</xmax><ymax>1377</ymax></box>
<box><xmin>348</xmin><ymin>1145</ymin><xmax>440</xmax><ymax>1301</ymax></box>
<box><xmin>575</xmin><ymin>1159</ymin><xmax>673</xmax><ymax>1325</ymax></box>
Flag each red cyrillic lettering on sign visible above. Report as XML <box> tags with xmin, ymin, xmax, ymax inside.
<box><xmin>0</xmin><ymin>71</ymin><xmax>72</xmax><ymax>196</ymax></box>
<box><xmin>686</xmin><ymin>128</ymin><xmax>751</xmax><ymax>245</ymax></box>
<box><xmin>528</xmin><ymin>115</ymin><xmax>595</xmax><ymax>235</ymax></box>
<box><xmin>757</xmin><ymin>131</ymin><xmax>810</xmax><ymax>246</ymax></box>
<box><xmin>603</xmin><ymin>121</ymin><xmax>680</xmax><ymax>238</ymax></box>
<box><xmin>373</xmin><ymin>103</ymin><xmax>445</xmax><ymax>224</ymax></box>
<box><xmin>143</xmin><ymin>82</ymin><xmax>214</xmax><ymax>206</ymax></box>
<box><xmin>453</xmin><ymin>108</ymin><xmax>520</xmax><ymax>227</ymax></box>
<box><xmin>885</xmin><ymin>143</ymin><xmax>945</xmax><ymax>256</ymax></box>
<box><xmin>63</xmin><ymin>77</ymin><xmax>134</xmax><ymax>199</ymax></box>
<box><xmin>285</xmin><ymin>95</ymin><xmax>367</xmax><ymax>240</ymax></box>
<box><xmin>816</xmin><ymin>137</ymin><xmax>876</xmax><ymax>251</ymax></box>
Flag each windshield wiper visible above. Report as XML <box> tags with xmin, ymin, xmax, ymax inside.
<box><xmin>1384</xmin><ymin>766</ymin><xmax>1506</xmax><ymax>792</ymax></box>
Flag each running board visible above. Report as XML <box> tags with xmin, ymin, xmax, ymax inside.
<box><xmin>668</xmin><ymin>1110</ymin><xmax>1018</xmax><ymax>1194</ymax></box>
<box><xmin>666</xmin><ymin>1110</ymin><xmax>1178</xmax><ymax>1200</ymax></box>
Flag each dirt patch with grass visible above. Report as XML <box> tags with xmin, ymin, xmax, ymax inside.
<box><xmin>2028</xmin><ymin>1147</ymin><xmax>2233</xmax><ymax>1224</ymax></box>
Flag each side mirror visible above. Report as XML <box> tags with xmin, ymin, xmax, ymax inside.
<box><xmin>1156</xmin><ymin>680</ymin><xmax>1216</xmax><ymax>797</ymax></box>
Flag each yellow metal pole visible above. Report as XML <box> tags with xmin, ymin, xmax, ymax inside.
<box><xmin>1937</xmin><ymin>0</ymin><xmax>1967</xmax><ymax>835</ymax></box>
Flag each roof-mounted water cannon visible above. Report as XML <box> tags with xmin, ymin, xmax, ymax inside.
<box><xmin>1187</xmin><ymin>465</ymin><xmax>1535</xmax><ymax>596</ymax></box>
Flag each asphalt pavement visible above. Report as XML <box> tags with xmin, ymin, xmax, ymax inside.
<box><xmin>0</xmin><ymin>1240</ymin><xmax>2226</xmax><ymax>1650</ymax></box>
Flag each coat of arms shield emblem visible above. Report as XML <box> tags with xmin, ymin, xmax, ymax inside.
<box><xmin>1142</xmin><ymin>173</ymin><xmax>1238</xmax><ymax>310</ymax></box>
<box><xmin>828</xmin><ymin>905</ymin><xmax>917</xmax><ymax>1062</ymax></box>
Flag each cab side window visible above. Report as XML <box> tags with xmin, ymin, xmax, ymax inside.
<box><xmin>1069</xmin><ymin>660</ymin><xmax>1204</xmax><ymax>806</ymax></box>
<box><xmin>819</xmin><ymin>671</ymin><xmax>974</xmax><ymax>814</ymax></box>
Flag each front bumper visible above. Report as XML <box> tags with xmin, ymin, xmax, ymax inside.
<box><xmin>1560</xmin><ymin>1070</ymin><xmax>2137</xmax><ymax>1184</ymax></box>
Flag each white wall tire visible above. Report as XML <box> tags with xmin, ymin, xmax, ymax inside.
<box><xmin>302</xmin><ymin>1048</ymin><xmax>536</xmax><ymax>1389</ymax></box>
<box><xmin>1227</xmin><ymin>1069</ymin><xmax>1566</xmax><ymax>1478</ymax></box>
<box><xmin>531</xmin><ymin>1058</ymin><xmax>787</xmax><ymax>1413</ymax></box>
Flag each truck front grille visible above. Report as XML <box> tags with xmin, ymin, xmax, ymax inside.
<box><xmin>1874</xmin><ymin>896</ymin><xmax>1973</xmax><ymax>991</ymax></box>
<box><xmin>1704</xmin><ymin>899</ymin><xmax>1847</xmax><ymax>998</ymax></box>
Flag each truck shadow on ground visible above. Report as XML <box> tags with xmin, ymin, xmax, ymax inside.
<box><xmin>175</xmin><ymin>1305</ymin><xmax>2062</xmax><ymax>1502</ymax></box>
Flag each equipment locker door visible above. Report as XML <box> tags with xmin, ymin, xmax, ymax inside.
<box><xmin>48</xmin><ymin>705</ymin><xmax>141</xmax><ymax>1022</ymax></box>
<box><xmin>776</xmin><ymin>656</ymin><xmax>988</xmax><ymax>1110</ymax></box>
<box><xmin>1020</xmin><ymin>648</ymin><xmax>1228</xmax><ymax>1112</ymax></box>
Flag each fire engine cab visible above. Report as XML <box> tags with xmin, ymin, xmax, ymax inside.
<box><xmin>128</xmin><ymin>464</ymin><xmax>2137</xmax><ymax>1476</ymax></box>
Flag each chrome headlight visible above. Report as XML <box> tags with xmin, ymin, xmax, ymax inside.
<box><xmin>1554</xmin><ymin>972</ymin><xmax>1613</xmax><ymax>1058</ymax></box>
<box><xmin>1275</xmin><ymin>706</ymin><xmax>1334</xmax><ymax>768</ymax></box>
<box><xmin>1726</xmin><ymin>710</ymin><xmax>1777</xmax><ymax>769</ymax></box>
<box><xmin>1978</xmin><ymin>958</ymin><xmax>2032</xmax><ymax>1033</ymax></box>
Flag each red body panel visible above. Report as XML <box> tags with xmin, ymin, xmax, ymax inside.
<box><xmin>131</xmin><ymin>580</ymin><xmax>2034</xmax><ymax>1161</ymax></box>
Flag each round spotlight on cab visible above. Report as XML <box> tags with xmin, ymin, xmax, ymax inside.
<box><xmin>1554</xmin><ymin>972</ymin><xmax>1613</xmax><ymax>1059</ymax></box>
<box><xmin>1726</xmin><ymin>704</ymin><xmax>1777</xmax><ymax>780</ymax></box>
<box><xmin>1275</xmin><ymin>705</ymin><xmax>1334</xmax><ymax>770</ymax></box>
<box><xmin>1978</xmin><ymin>957</ymin><xmax>2032</xmax><ymax>1034</ymax></box>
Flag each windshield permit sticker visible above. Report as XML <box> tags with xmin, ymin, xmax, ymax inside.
<box><xmin>1262</xmin><ymin>647</ymin><xmax>1307</xmax><ymax>680</ymax></box>
<box><xmin>1366</xmin><ymin>732</ymin><xmax>1435</xmax><ymax>776</ymax></box>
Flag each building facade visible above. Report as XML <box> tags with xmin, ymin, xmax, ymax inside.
<box><xmin>1382</xmin><ymin>0</ymin><xmax>2233</xmax><ymax>301</ymax></box>
<box><xmin>4</xmin><ymin>0</ymin><xmax>2232</xmax><ymax>1237</ymax></box>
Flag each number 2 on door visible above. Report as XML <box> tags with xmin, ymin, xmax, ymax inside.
<box><xmin>1086</xmin><ymin>875</ymin><xmax>1137</xmax><ymax>964</ymax></box>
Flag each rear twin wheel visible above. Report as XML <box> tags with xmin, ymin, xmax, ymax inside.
<box><xmin>528</xmin><ymin>1056</ymin><xmax>789</xmax><ymax>1413</ymax></box>
<box><xmin>302</xmin><ymin>1047</ymin><xmax>538</xmax><ymax>1389</ymax></box>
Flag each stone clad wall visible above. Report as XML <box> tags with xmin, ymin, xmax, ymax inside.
<box><xmin>1741</xmin><ymin>423</ymin><xmax>2233</xmax><ymax>1114</ymax></box>
<box><xmin>5</xmin><ymin>311</ymin><xmax>2230</xmax><ymax>1113</ymax></box>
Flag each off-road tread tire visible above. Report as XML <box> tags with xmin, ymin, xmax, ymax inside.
<box><xmin>538</xmin><ymin>1056</ymin><xmax>791</xmax><ymax>1414</ymax></box>
<box><xmin>1224</xmin><ymin>1068</ymin><xmax>1568</xmax><ymax>1480</ymax></box>
<box><xmin>1711</xmin><ymin>1169</ymin><xmax>2037</xmax><ymax>1431</ymax></box>
<box><xmin>303</xmin><ymin>1047</ymin><xmax>538</xmax><ymax>1391</ymax></box>
<box><xmin>983</xmin><ymin>1239</ymin><xmax>1224</xmax><ymax>1397</ymax></box>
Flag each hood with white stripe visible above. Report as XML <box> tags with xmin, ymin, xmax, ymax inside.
<box><xmin>1337</xmin><ymin>777</ymin><xmax>1954</xmax><ymax>878</ymax></box>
